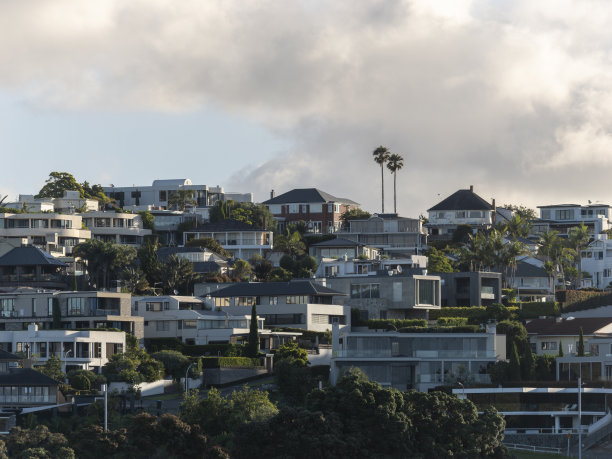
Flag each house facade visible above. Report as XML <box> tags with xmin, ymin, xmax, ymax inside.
<box><xmin>337</xmin><ymin>214</ymin><xmax>426</xmax><ymax>257</ymax></box>
<box><xmin>579</xmin><ymin>234</ymin><xmax>612</xmax><ymax>289</ymax></box>
<box><xmin>0</xmin><ymin>246</ymin><xmax>70</xmax><ymax>291</ymax></box>
<box><xmin>426</xmin><ymin>186</ymin><xmax>495</xmax><ymax>240</ymax></box>
<box><xmin>315</xmin><ymin>255</ymin><xmax>428</xmax><ymax>278</ymax></box>
<box><xmin>439</xmin><ymin>272</ymin><xmax>502</xmax><ymax>307</ymax></box>
<box><xmin>535</xmin><ymin>203</ymin><xmax>612</xmax><ymax>236</ymax></box>
<box><xmin>331</xmin><ymin>322</ymin><xmax>504</xmax><ymax>392</ymax></box>
<box><xmin>308</xmin><ymin>237</ymin><xmax>380</xmax><ymax>261</ymax></box>
<box><xmin>183</xmin><ymin>219</ymin><xmax>273</xmax><ymax>260</ymax></box>
<box><xmin>81</xmin><ymin>211</ymin><xmax>152</xmax><ymax>247</ymax></box>
<box><xmin>262</xmin><ymin>188</ymin><xmax>359</xmax><ymax>234</ymax></box>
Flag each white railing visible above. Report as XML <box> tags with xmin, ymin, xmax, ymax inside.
<box><xmin>504</xmin><ymin>443</ymin><xmax>562</xmax><ymax>455</ymax></box>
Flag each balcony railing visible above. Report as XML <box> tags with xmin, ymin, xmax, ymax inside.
<box><xmin>0</xmin><ymin>395</ymin><xmax>57</xmax><ymax>405</ymax></box>
<box><xmin>335</xmin><ymin>349</ymin><xmax>496</xmax><ymax>359</ymax></box>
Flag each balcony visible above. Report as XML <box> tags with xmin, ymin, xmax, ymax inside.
<box><xmin>0</xmin><ymin>394</ymin><xmax>57</xmax><ymax>405</ymax></box>
<box><xmin>481</xmin><ymin>286</ymin><xmax>495</xmax><ymax>299</ymax></box>
<box><xmin>335</xmin><ymin>349</ymin><xmax>496</xmax><ymax>359</ymax></box>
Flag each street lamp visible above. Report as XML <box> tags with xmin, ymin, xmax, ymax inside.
<box><xmin>101</xmin><ymin>383</ymin><xmax>108</xmax><ymax>432</ymax></box>
<box><xmin>185</xmin><ymin>362</ymin><xmax>196</xmax><ymax>392</ymax></box>
<box><xmin>578</xmin><ymin>377</ymin><xmax>584</xmax><ymax>459</ymax></box>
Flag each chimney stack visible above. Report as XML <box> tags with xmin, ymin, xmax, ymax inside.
<box><xmin>491</xmin><ymin>198</ymin><xmax>496</xmax><ymax>225</ymax></box>
<box><xmin>469</xmin><ymin>185</ymin><xmax>473</xmax><ymax>192</ymax></box>
<box><xmin>270</xmin><ymin>189</ymin><xmax>275</xmax><ymax>199</ymax></box>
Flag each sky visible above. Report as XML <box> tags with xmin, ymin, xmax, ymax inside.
<box><xmin>3</xmin><ymin>0</ymin><xmax>612</xmax><ymax>217</ymax></box>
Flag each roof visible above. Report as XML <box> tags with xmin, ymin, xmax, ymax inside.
<box><xmin>0</xmin><ymin>368</ymin><xmax>61</xmax><ymax>386</ymax></box>
<box><xmin>0</xmin><ymin>349</ymin><xmax>21</xmax><ymax>361</ymax></box>
<box><xmin>428</xmin><ymin>189</ymin><xmax>493</xmax><ymax>212</ymax></box>
<box><xmin>310</xmin><ymin>237</ymin><xmax>364</xmax><ymax>248</ymax></box>
<box><xmin>0</xmin><ymin>246</ymin><xmax>67</xmax><ymax>267</ymax></box>
<box><xmin>152</xmin><ymin>179</ymin><xmax>192</xmax><ymax>187</ymax></box>
<box><xmin>262</xmin><ymin>188</ymin><xmax>359</xmax><ymax>206</ymax></box>
<box><xmin>206</xmin><ymin>280</ymin><xmax>346</xmax><ymax>297</ymax></box>
<box><xmin>515</xmin><ymin>262</ymin><xmax>548</xmax><ymax>278</ymax></box>
<box><xmin>525</xmin><ymin>317</ymin><xmax>612</xmax><ymax>336</ymax></box>
<box><xmin>187</xmin><ymin>219</ymin><xmax>266</xmax><ymax>233</ymax></box>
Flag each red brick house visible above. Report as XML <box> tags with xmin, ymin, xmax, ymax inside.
<box><xmin>262</xmin><ymin>188</ymin><xmax>360</xmax><ymax>234</ymax></box>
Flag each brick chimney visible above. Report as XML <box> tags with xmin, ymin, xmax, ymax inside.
<box><xmin>469</xmin><ymin>185</ymin><xmax>473</xmax><ymax>192</ymax></box>
<box><xmin>270</xmin><ymin>189</ymin><xmax>275</xmax><ymax>199</ymax></box>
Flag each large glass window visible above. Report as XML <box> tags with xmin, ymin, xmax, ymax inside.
<box><xmin>349</xmin><ymin>284</ymin><xmax>380</xmax><ymax>299</ymax></box>
<box><xmin>416</xmin><ymin>279</ymin><xmax>438</xmax><ymax>305</ymax></box>
<box><xmin>214</xmin><ymin>298</ymin><xmax>230</xmax><ymax>307</ymax></box>
<box><xmin>0</xmin><ymin>299</ymin><xmax>14</xmax><ymax>318</ymax></box>
<box><xmin>67</xmin><ymin>297</ymin><xmax>87</xmax><ymax>316</ymax></box>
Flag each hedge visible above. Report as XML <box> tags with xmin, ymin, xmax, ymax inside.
<box><xmin>558</xmin><ymin>290</ymin><xmax>612</xmax><ymax>312</ymax></box>
<box><xmin>201</xmin><ymin>356</ymin><xmax>261</xmax><ymax>369</ymax></box>
<box><xmin>436</xmin><ymin>317</ymin><xmax>468</xmax><ymax>327</ymax></box>
<box><xmin>515</xmin><ymin>302</ymin><xmax>560</xmax><ymax>319</ymax></box>
<box><xmin>144</xmin><ymin>338</ymin><xmax>184</xmax><ymax>353</ymax></box>
<box><xmin>367</xmin><ymin>319</ymin><xmax>427</xmax><ymax>330</ymax></box>
<box><xmin>398</xmin><ymin>325</ymin><xmax>480</xmax><ymax>334</ymax></box>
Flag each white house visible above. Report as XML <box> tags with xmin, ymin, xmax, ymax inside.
<box><xmin>535</xmin><ymin>203</ymin><xmax>612</xmax><ymax>236</ymax></box>
<box><xmin>80</xmin><ymin>211</ymin><xmax>152</xmax><ymax>247</ymax></box>
<box><xmin>580</xmin><ymin>234</ymin><xmax>612</xmax><ymax>289</ymax></box>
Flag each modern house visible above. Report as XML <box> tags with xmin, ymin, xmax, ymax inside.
<box><xmin>535</xmin><ymin>203</ymin><xmax>612</xmax><ymax>236</ymax></box>
<box><xmin>308</xmin><ymin>237</ymin><xmax>379</xmax><ymax>261</ymax></box>
<box><xmin>0</xmin><ymin>246</ymin><xmax>70</xmax><ymax>291</ymax></box>
<box><xmin>103</xmin><ymin>179</ymin><xmax>252</xmax><ymax>211</ymax></box>
<box><xmin>197</xmin><ymin>280</ymin><xmax>350</xmax><ymax>332</ymax></box>
<box><xmin>0</xmin><ymin>324</ymin><xmax>125</xmax><ymax>374</ymax></box>
<box><xmin>0</xmin><ymin>290</ymin><xmax>144</xmax><ymax>339</ymax></box>
<box><xmin>330</xmin><ymin>322</ymin><xmax>504</xmax><ymax>392</ymax></box>
<box><xmin>183</xmin><ymin>219</ymin><xmax>273</xmax><ymax>260</ymax></box>
<box><xmin>525</xmin><ymin>317</ymin><xmax>612</xmax><ymax>357</ymax></box>
<box><xmin>580</xmin><ymin>234</ymin><xmax>612</xmax><ymax>289</ymax></box>
<box><xmin>439</xmin><ymin>272</ymin><xmax>502</xmax><ymax>307</ymax></box>
<box><xmin>506</xmin><ymin>260</ymin><xmax>554</xmax><ymax>301</ymax></box>
<box><xmin>324</xmin><ymin>271</ymin><xmax>441</xmax><ymax>320</ymax></box>
<box><xmin>7</xmin><ymin>191</ymin><xmax>99</xmax><ymax>213</ymax></box>
<box><xmin>337</xmin><ymin>214</ymin><xmax>427</xmax><ymax>257</ymax></box>
<box><xmin>262</xmin><ymin>188</ymin><xmax>359</xmax><ymax>234</ymax></box>
<box><xmin>147</xmin><ymin>209</ymin><xmax>199</xmax><ymax>246</ymax></box>
<box><xmin>0</xmin><ymin>212</ymin><xmax>90</xmax><ymax>256</ymax></box>
<box><xmin>315</xmin><ymin>255</ymin><xmax>428</xmax><ymax>278</ymax></box>
<box><xmin>132</xmin><ymin>295</ymin><xmax>265</xmax><ymax>345</ymax></box>
<box><xmin>426</xmin><ymin>186</ymin><xmax>495</xmax><ymax>240</ymax></box>
<box><xmin>80</xmin><ymin>211</ymin><xmax>152</xmax><ymax>247</ymax></box>
<box><xmin>556</xmin><ymin>334</ymin><xmax>612</xmax><ymax>382</ymax></box>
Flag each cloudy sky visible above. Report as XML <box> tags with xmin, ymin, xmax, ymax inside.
<box><xmin>2</xmin><ymin>0</ymin><xmax>612</xmax><ymax>216</ymax></box>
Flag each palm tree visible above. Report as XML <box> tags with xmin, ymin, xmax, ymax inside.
<box><xmin>568</xmin><ymin>223</ymin><xmax>591</xmax><ymax>288</ymax></box>
<box><xmin>168</xmin><ymin>189</ymin><xmax>196</xmax><ymax>211</ymax></box>
<box><xmin>386</xmin><ymin>153</ymin><xmax>404</xmax><ymax>214</ymax></box>
<box><xmin>372</xmin><ymin>146</ymin><xmax>390</xmax><ymax>213</ymax></box>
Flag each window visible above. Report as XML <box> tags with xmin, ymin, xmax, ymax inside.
<box><xmin>596</xmin><ymin>252</ymin><xmax>604</xmax><ymax>260</ymax></box>
<box><xmin>67</xmin><ymin>297</ymin><xmax>87</xmax><ymax>316</ymax></box>
<box><xmin>93</xmin><ymin>343</ymin><xmax>102</xmax><ymax>358</ymax></box>
<box><xmin>416</xmin><ymin>279</ymin><xmax>438</xmax><ymax>305</ymax></box>
<box><xmin>556</xmin><ymin>209</ymin><xmax>572</xmax><ymax>220</ymax></box>
<box><xmin>581</xmin><ymin>209</ymin><xmax>594</xmax><ymax>217</ymax></box>
<box><xmin>48</xmin><ymin>298</ymin><xmax>54</xmax><ymax>316</ymax></box>
<box><xmin>334</xmin><ymin>204</ymin><xmax>340</xmax><ymax>213</ymax></box>
<box><xmin>541</xmin><ymin>342</ymin><xmax>558</xmax><ymax>351</ymax></box>
<box><xmin>605</xmin><ymin>269</ymin><xmax>612</xmax><ymax>278</ymax></box>
<box><xmin>541</xmin><ymin>210</ymin><xmax>551</xmax><ymax>219</ymax></box>
<box><xmin>183</xmin><ymin>320</ymin><xmax>197</xmax><ymax>329</ymax></box>
<box><xmin>289</xmin><ymin>204</ymin><xmax>299</xmax><ymax>213</ymax></box>
<box><xmin>469</xmin><ymin>211</ymin><xmax>483</xmax><ymax>218</ymax></box>
<box><xmin>311</xmin><ymin>221</ymin><xmax>322</xmax><ymax>233</ymax></box>
<box><xmin>269</xmin><ymin>296</ymin><xmax>278</xmax><ymax>305</ymax></box>
<box><xmin>214</xmin><ymin>298</ymin><xmax>230</xmax><ymax>307</ymax></box>
<box><xmin>31</xmin><ymin>298</ymin><xmax>36</xmax><ymax>317</ymax></box>
<box><xmin>145</xmin><ymin>302</ymin><xmax>169</xmax><ymax>311</ymax></box>
<box><xmin>356</xmin><ymin>264</ymin><xmax>368</xmax><ymax>274</ymax></box>
<box><xmin>159</xmin><ymin>191</ymin><xmax>167</xmax><ymax>201</ymax></box>
<box><xmin>0</xmin><ymin>299</ymin><xmax>15</xmax><ymax>318</ymax></box>
<box><xmin>156</xmin><ymin>321</ymin><xmax>170</xmax><ymax>332</ymax></box>
<box><xmin>286</xmin><ymin>295</ymin><xmax>309</xmax><ymax>304</ymax></box>
<box><xmin>328</xmin><ymin>203</ymin><xmax>333</xmax><ymax>213</ymax></box>
<box><xmin>301</xmin><ymin>204</ymin><xmax>308</xmax><ymax>213</ymax></box>
<box><xmin>350</xmin><ymin>284</ymin><xmax>380</xmax><ymax>299</ymax></box>
<box><xmin>455</xmin><ymin>211</ymin><xmax>466</xmax><ymax>218</ymax></box>
<box><xmin>597</xmin><ymin>209</ymin><xmax>607</xmax><ymax>216</ymax></box>
<box><xmin>236</xmin><ymin>297</ymin><xmax>256</xmax><ymax>306</ymax></box>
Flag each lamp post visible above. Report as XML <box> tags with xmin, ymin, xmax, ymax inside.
<box><xmin>578</xmin><ymin>376</ymin><xmax>585</xmax><ymax>459</ymax></box>
<box><xmin>185</xmin><ymin>363</ymin><xmax>196</xmax><ymax>392</ymax></box>
<box><xmin>101</xmin><ymin>383</ymin><xmax>108</xmax><ymax>432</ymax></box>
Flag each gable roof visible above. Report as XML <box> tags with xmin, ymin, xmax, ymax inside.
<box><xmin>186</xmin><ymin>219</ymin><xmax>265</xmax><ymax>233</ymax></box>
<box><xmin>206</xmin><ymin>280</ymin><xmax>346</xmax><ymax>297</ymax></box>
<box><xmin>262</xmin><ymin>188</ymin><xmax>359</xmax><ymax>206</ymax></box>
<box><xmin>310</xmin><ymin>237</ymin><xmax>365</xmax><ymax>248</ymax></box>
<box><xmin>0</xmin><ymin>368</ymin><xmax>61</xmax><ymax>386</ymax></box>
<box><xmin>0</xmin><ymin>349</ymin><xmax>21</xmax><ymax>361</ymax></box>
<box><xmin>525</xmin><ymin>317</ymin><xmax>612</xmax><ymax>336</ymax></box>
<box><xmin>515</xmin><ymin>262</ymin><xmax>548</xmax><ymax>278</ymax></box>
<box><xmin>0</xmin><ymin>246</ymin><xmax>67</xmax><ymax>267</ymax></box>
<box><xmin>428</xmin><ymin>189</ymin><xmax>493</xmax><ymax>212</ymax></box>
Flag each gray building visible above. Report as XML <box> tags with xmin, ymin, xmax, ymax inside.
<box><xmin>439</xmin><ymin>272</ymin><xmax>502</xmax><ymax>307</ymax></box>
<box><xmin>324</xmin><ymin>271</ymin><xmax>441</xmax><ymax>320</ymax></box>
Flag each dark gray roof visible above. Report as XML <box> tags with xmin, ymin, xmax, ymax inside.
<box><xmin>515</xmin><ymin>262</ymin><xmax>548</xmax><ymax>278</ymax></box>
<box><xmin>206</xmin><ymin>280</ymin><xmax>346</xmax><ymax>297</ymax></box>
<box><xmin>0</xmin><ymin>246</ymin><xmax>67</xmax><ymax>267</ymax></box>
<box><xmin>428</xmin><ymin>189</ymin><xmax>493</xmax><ymax>212</ymax></box>
<box><xmin>525</xmin><ymin>317</ymin><xmax>612</xmax><ymax>336</ymax></box>
<box><xmin>262</xmin><ymin>188</ymin><xmax>359</xmax><ymax>206</ymax></box>
<box><xmin>310</xmin><ymin>237</ymin><xmax>364</xmax><ymax>248</ymax></box>
<box><xmin>0</xmin><ymin>349</ymin><xmax>21</xmax><ymax>361</ymax></box>
<box><xmin>186</xmin><ymin>219</ymin><xmax>265</xmax><ymax>232</ymax></box>
<box><xmin>0</xmin><ymin>368</ymin><xmax>61</xmax><ymax>385</ymax></box>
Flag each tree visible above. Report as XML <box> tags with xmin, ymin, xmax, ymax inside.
<box><xmin>274</xmin><ymin>231</ymin><xmax>306</xmax><ymax>258</ymax></box>
<box><xmin>508</xmin><ymin>342</ymin><xmax>521</xmax><ymax>381</ymax></box>
<box><xmin>185</xmin><ymin>237</ymin><xmax>232</xmax><ymax>258</ymax></box>
<box><xmin>232</xmin><ymin>259</ymin><xmax>252</xmax><ymax>281</ymax></box>
<box><xmin>577</xmin><ymin>327</ymin><xmax>585</xmax><ymax>356</ymax></box>
<box><xmin>521</xmin><ymin>343</ymin><xmax>535</xmax><ymax>380</ymax></box>
<box><xmin>137</xmin><ymin>210</ymin><xmax>155</xmax><ymax>231</ymax></box>
<box><xmin>209</xmin><ymin>201</ymin><xmax>277</xmax><ymax>232</ymax></box>
<box><xmin>425</xmin><ymin>247</ymin><xmax>454</xmax><ymax>273</ymax></box>
<box><xmin>247</xmin><ymin>305</ymin><xmax>259</xmax><ymax>357</ymax></box>
<box><xmin>168</xmin><ymin>189</ymin><xmax>197</xmax><ymax>211</ymax></box>
<box><xmin>558</xmin><ymin>340</ymin><xmax>564</xmax><ymax>357</ymax></box>
<box><xmin>121</xmin><ymin>267</ymin><xmax>149</xmax><ymax>294</ymax></box>
<box><xmin>250</xmin><ymin>255</ymin><xmax>272</xmax><ymax>281</ymax></box>
<box><xmin>36</xmin><ymin>172</ymin><xmax>85</xmax><ymax>198</ymax></box>
<box><xmin>268</xmin><ymin>267</ymin><xmax>292</xmax><ymax>282</ymax></box>
<box><xmin>160</xmin><ymin>255</ymin><xmax>199</xmax><ymax>295</ymax></box>
<box><xmin>137</xmin><ymin>240</ymin><xmax>161</xmax><ymax>286</ymax></box>
<box><xmin>151</xmin><ymin>350</ymin><xmax>191</xmax><ymax>380</ymax></box>
<box><xmin>36</xmin><ymin>356</ymin><xmax>65</xmax><ymax>382</ymax></box>
<box><xmin>6</xmin><ymin>425</ymin><xmax>74</xmax><ymax>459</ymax></box>
<box><xmin>276</xmin><ymin>342</ymin><xmax>309</xmax><ymax>367</ymax></box>
<box><xmin>372</xmin><ymin>146</ymin><xmax>390</xmax><ymax>213</ymax></box>
<box><xmin>340</xmin><ymin>208</ymin><xmax>371</xmax><ymax>228</ymax></box>
<box><xmin>568</xmin><ymin>223</ymin><xmax>591</xmax><ymax>288</ymax></box>
<box><xmin>386</xmin><ymin>153</ymin><xmax>404</xmax><ymax>214</ymax></box>
<box><xmin>503</xmin><ymin>204</ymin><xmax>537</xmax><ymax>221</ymax></box>
<box><xmin>73</xmin><ymin>240</ymin><xmax>136</xmax><ymax>290</ymax></box>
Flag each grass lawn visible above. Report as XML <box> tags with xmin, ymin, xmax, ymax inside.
<box><xmin>511</xmin><ymin>450</ymin><xmax>573</xmax><ymax>459</ymax></box>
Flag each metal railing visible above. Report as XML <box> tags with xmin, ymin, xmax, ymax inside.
<box><xmin>504</xmin><ymin>443</ymin><xmax>562</xmax><ymax>455</ymax></box>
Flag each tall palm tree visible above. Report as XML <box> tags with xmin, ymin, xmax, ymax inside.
<box><xmin>386</xmin><ymin>153</ymin><xmax>404</xmax><ymax>214</ymax></box>
<box><xmin>372</xmin><ymin>146</ymin><xmax>390</xmax><ymax>213</ymax></box>
<box><xmin>568</xmin><ymin>223</ymin><xmax>591</xmax><ymax>288</ymax></box>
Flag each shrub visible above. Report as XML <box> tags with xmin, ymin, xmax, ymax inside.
<box><xmin>436</xmin><ymin>317</ymin><xmax>468</xmax><ymax>327</ymax></box>
<box><xmin>398</xmin><ymin>325</ymin><xmax>480</xmax><ymax>333</ymax></box>
<box><xmin>144</xmin><ymin>338</ymin><xmax>184</xmax><ymax>353</ymax></box>
<box><xmin>516</xmin><ymin>302</ymin><xmax>560</xmax><ymax>319</ymax></box>
<box><xmin>181</xmin><ymin>343</ymin><xmax>247</xmax><ymax>357</ymax></box>
<box><xmin>558</xmin><ymin>290</ymin><xmax>612</xmax><ymax>312</ymax></box>
<box><xmin>201</xmin><ymin>357</ymin><xmax>261</xmax><ymax>369</ymax></box>
<box><xmin>367</xmin><ymin>319</ymin><xmax>427</xmax><ymax>330</ymax></box>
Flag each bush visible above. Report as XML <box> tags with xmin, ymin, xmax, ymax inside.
<box><xmin>429</xmin><ymin>305</ymin><xmax>519</xmax><ymax>323</ymax></box>
<box><xmin>558</xmin><ymin>290</ymin><xmax>612</xmax><ymax>312</ymax></box>
<box><xmin>182</xmin><ymin>343</ymin><xmax>247</xmax><ymax>357</ymax></box>
<box><xmin>201</xmin><ymin>357</ymin><xmax>261</xmax><ymax>369</ymax></box>
<box><xmin>436</xmin><ymin>317</ymin><xmax>468</xmax><ymax>327</ymax></box>
<box><xmin>516</xmin><ymin>302</ymin><xmax>560</xmax><ymax>319</ymax></box>
<box><xmin>367</xmin><ymin>319</ymin><xmax>428</xmax><ymax>330</ymax></box>
<box><xmin>398</xmin><ymin>325</ymin><xmax>480</xmax><ymax>333</ymax></box>
<box><xmin>67</xmin><ymin>369</ymin><xmax>103</xmax><ymax>391</ymax></box>
<box><xmin>70</xmin><ymin>374</ymin><xmax>91</xmax><ymax>391</ymax></box>
<box><xmin>144</xmin><ymin>338</ymin><xmax>184</xmax><ymax>353</ymax></box>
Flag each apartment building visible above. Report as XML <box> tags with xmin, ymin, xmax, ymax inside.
<box><xmin>81</xmin><ymin>211</ymin><xmax>152</xmax><ymax>247</ymax></box>
<box><xmin>535</xmin><ymin>203</ymin><xmax>612</xmax><ymax>236</ymax></box>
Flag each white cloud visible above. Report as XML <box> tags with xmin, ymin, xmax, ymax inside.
<box><xmin>2</xmin><ymin>1</ymin><xmax>612</xmax><ymax>214</ymax></box>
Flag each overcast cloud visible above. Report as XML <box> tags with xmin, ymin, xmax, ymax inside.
<box><xmin>2</xmin><ymin>0</ymin><xmax>612</xmax><ymax>215</ymax></box>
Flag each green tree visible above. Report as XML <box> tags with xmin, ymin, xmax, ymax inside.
<box><xmin>168</xmin><ymin>189</ymin><xmax>197</xmax><ymax>211</ymax></box>
<box><xmin>36</xmin><ymin>356</ymin><xmax>65</xmax><ymax>383</ymax></box>
<box><xmin>160</xmin><ymin>255</ymin><xmax>200</xmax><ymax>295</ymax></box>
<box><xmin>6</xmin><ymin>425</ymin><xmax>74</xmax><ymax>459</ymax></box>
<box><xmin>185</xmin><ymin>237</ymin><xmax>232</xmax><ymax>258</ymax></box>
<box><xmin>247</xmin><ymin>305</ymin><xmax>259</xmax><ymax>357</ymax></box>
<box><xmin>508</xmin><ymin>341</ymin><xmax>521</xmax><ymax>381</ymax></box>
<box><xmin>386</xmin><ymin>153</ymin><xmax>404</xmax><ymax>214</ymax></box>
<box><xmin>52</xmin><ymin>297</ymin><xmax>61</xmax><ymax>329</ymax></box>
<box><xmin>521</xmin><ymin>343</ymin><xmax>535</xmax><ymax>380</ymax></box>
<box><xmin>73</xmin><ymin>239</ymin><xmax>136</xmax><ymax>290</ymax></box>
<box><xmin>276</xmin><ymin>341</ymin><xmax>309</xmax><ymax>367</ymax></box>
<box><xmin>340</xmin><ymin>208</ymin><xmax>371</xmax><ymax>228</ymax></box>
<box><xmin>558</xmin><ymin>341</ymin><xmax>564</xmax><ymax>357</ymax></box>
<box><xmin>151</xmin><ymin>350</ymin><xmax>191</xmax><ymax>380</ymax></box>
<box><xmin>250</xmin><ymin>255</ymin><xmax>272</xmax><ymax>281</ymax></box>
<box><xmin>121</xmin><ymin>267</ymin><xmax>149</xmax><ymax>294</ymax></box>
<box><xmin>36</xmin><ymin>172</ymin><xmax>85</xmax><ymax>198</ymax></box>
<box><xmin>577</xmin><ymin>327</ymin><xmax>585</xmax><ymax>356</ymax></box>
<box><xmin>568</xmin><ymin>223</ymin><xmax>591</xmax><ymax>288</ymax></box>
<box><xmin>372</xmin><ymin>146</ymin><xmax>390</xmax><ymax>213</ymax></box>
<box><xmin>232</xmin><ymin>259</ymin><xmax>252</xmax><ymax>281</ymax></box>
<box><xmin>274</xmin><ymin>231</ymin><xmax>306</xmax><ymax>258</ymax></box>
<box><xmin>503</xmin><ymin>204</ymin><xmax>537</xmax><ymax>221</ymax></box>
<box><xmin>268</xmin><ymin>267</ymin><xmax>292</xmax><ymax>282</ymax></box>
<box><xmin>137</xmin><ymin>210</ymin><xmax>155</xmax><ymax>231</ymax></box>
<box><xmin>137</xmin><ymin>240</ymin><xmax>161</xmax><ymax>286</ymax></box>
<box><xmin>425</xmin><ymin>247</ymin><xmax>454</xmax><ymax>273</ymax></box>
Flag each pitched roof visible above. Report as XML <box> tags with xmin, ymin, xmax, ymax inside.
<box><xmin>309</xmin><ymin>237</ymin><xmax>364</xmax><ymax>248</ymax></box>
<box><xmin>515</xmin><ymin>262</ymin><xmax>548</xmax><ymax>278</ymax></box>
<box><xmin>0</xmin><ymin>246</ymin><xmax>67</xmax><ymax>267</ymax></box>
<box><xmin>186</xmin><ymin>219</ymin><xmax>265</xmax><ymax>233</ymax></box>
<box><xmin>206</xmin><ymin>280</ymin><xmax>346</xmax><ymax>297</ymax></box>
<box><xmin>0</xmin><ymin>349</ymin><xmax>21</xmax><ymax>361</ymax></box>
<box><xmin>428</xmin><ymin>189</ymin><xmax>493</xmax><ymax>212</ymax></box>
<box><xmin>525</xmin><ymin>317</ymin><xmax>612</xmax><ymax>336</ymax></box>
<box><xmin>262</xmin><ymin>188</ymin><xmax>359</xmax><ymax>206</ymax></box>
<box><xmin>0</xmin><ymin>368</ymin><xmax>61</xmax><ymax>385</ymax></box>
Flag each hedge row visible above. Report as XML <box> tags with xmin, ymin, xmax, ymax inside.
<box><xmin>436</xmin><ymin>317</ymin><xmax>469</xmax><ymax>326</ymax></box>
<box><xmin>143</xmin><ymin>338</ymin><xmax>247</xmax><ymax>357</ymax></box>
<box><xmin>398</xmin><ymin>325</ymin><xmax>480</xmax><ymax>334</ymax></box>
<box><xmin>515</xmin><ymin>302</ymin><xmax>560</xmax><ymax>319</ymax></box>
<box><xmin>367</xmin><ymin>319</ymin><xmax>428</xmax><ymax>330</ymax></box>
<box><xmin>201</xmin><ymin>356</ymin><xmax>262</xmax><ymax>369</ymax></box>
<box><xmin>558</xmin><ymin>290</ymin><xmax>612</xmax><ymax>312</ymax></box>
<box><xmin>429</xmin><ymin>303</ymin><xmax>559</xmax><ymax>322</ymax></box>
